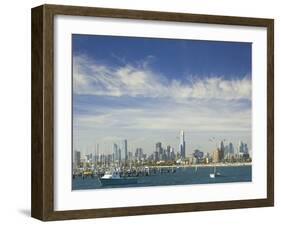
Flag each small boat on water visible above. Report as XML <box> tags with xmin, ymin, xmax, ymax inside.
<box><xmin>99</xmin><ymin>171</ymin><xmax>138</xmax><ymax>186</ymax></box>
<box><xmin>209</xmin><ymin>166</ymin><xmax>221</xmax><ymax>178</ymax></box>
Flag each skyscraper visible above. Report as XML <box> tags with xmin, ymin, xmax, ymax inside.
<box><xmin>238</xmin><ymin>141</ymin><xmax>249</xmax><ymax>155</ymax></box>
<box><xmin>155</xmin><ymin>142</ymin><xmax>162</xmax><ymax>162</ymax></box>
<box><xmin>238</xmin><ymin>141</ymin><xmax>244</xmax><ymax>154</ymax></box>
<box><xmin>179</xmin><ymin>130</ymin><xmax>186</xmax><ymax>159</ymax></box>
<box><xmin>220</xmin><ymin>141</ymin><xmax>225</xmax><ymax>159</ymax></box>
<box><xmin>170</xmin><ymin>148</ymin><xmax>176</xmax><ymax>161</ymax></box>
<box><xmin>156</xmin><ymin>142</ymin><xmax>162</xmax><ymax>153</ymax></box>
<box><xmin>128</xmin><ymin>151</ymin><xmax>133</xmax><ymax>162</ymax></box>
<box><xmin>118</xmin><ymin>148</ymin><xmax>122</xmax><ymax>163</ymax></box>
<box><xmin>112</xmin><ymin>143</ymin><xmax>118</xmax><ymax>162</ymax></box>
<box><xmin>224</xmin><ymin>144</ymin><xmax>229</xmax><ymax>156</ymax></box>
<box><xmin>229</xmin><ymin>142</ymin><xmax>234</xmax><ymax>154</ymax></box>
<box><xmin>244</xmin><ymin>144</ymin><xmax>249</xmax><ymax>154</ymax></box>
<box><xmin>135</xmin><ymin>148</ymin><xmax>143</xmax><ymax>161</ymax></box>
<box><xmin>220</xmin><ymin>141</ymin><xmax>225</xmax><ymax>152</ymax></box>
<box><xmin>167</xmin><ymin>145</ymin><xmax>171</xmax><ymax>161</ymax></box>
<box><xmin>123</xmin><ymin>139</ymin><xmax>128</xmax><ymax>162</ymax></box>
<box><xmin>73</xmin><ymin>150</ymin><xmax>81</xmax><ymax>169</ymax></box>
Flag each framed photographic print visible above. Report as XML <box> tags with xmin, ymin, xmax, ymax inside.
<box><xmin>31</xmin><ymin>4</ymin><xmax>274</xmax><ymax>221</ymax></box>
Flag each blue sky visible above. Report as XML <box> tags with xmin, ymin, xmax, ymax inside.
<box><xmin>72</xmin><ymin>34</ymin><xmax>252</xmax><ymax>156</ymax></box>
<box><xmin>73</xmin><ymin>34</ymin><xmax>251</xmax><ymax>82</ymax></box>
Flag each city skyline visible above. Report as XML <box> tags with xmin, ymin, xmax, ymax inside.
<box><xmin>72</xmin><ymin>128</ymin><xmax>252</xmax><ymax>190</ymax></box>
<box><xmin>72</xmin><ymin>34</ymin><xmax>252</xmax><ymax>156</ymax></box>
<box><xmin>73</xmin><ymin>130</ymin><xmax>251</xmax><ymax>159</ymax></box>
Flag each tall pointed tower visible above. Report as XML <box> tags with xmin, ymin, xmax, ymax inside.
<box><xmin>179</xmin><ymin>130</ymin><xmax>186</xmax><ymax>159</ymax></box>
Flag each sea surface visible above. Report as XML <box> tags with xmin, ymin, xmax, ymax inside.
<box><xmin>72</xmin><ymin>165</ymin><xmax>252</xmax><ymax>190</ymax></box>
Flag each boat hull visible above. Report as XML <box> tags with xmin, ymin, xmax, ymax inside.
<box><xmin>209</xmin><ymin>173</ymin><xmax>222</xmax><ymax>178</ymax></box>
<box><xmin>99</xmin><ymin>177</ymin><xmax>138</xmax><ymax>186</ymax></box>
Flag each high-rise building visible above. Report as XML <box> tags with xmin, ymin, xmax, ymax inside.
<box><xmin>156</xmin><ymin>142</ymin><xmax>162</xmax><ymax>153</ymax></box>
<box><xmin>154</xmin><ymin>151</ymin><xmax>159</xmax><ymax>162</ymax></box>
<box><xmin>238</xmin><ymin>141</ymin><xmax>244</xmax><ymax>153</ymax></box>
<box><xmin>143</xmin><ymin>153</ymin><xmax>147</xmax><ymax>161</ymax></box>
<box><xmin>219</xmin><ymin>141</ymin><xmax>225</xmax><ymax>159</ymax></box>
<box><xmin>167</xmin><ymin>145</ymin><xmax>171</xmax><ymax>161</ymax></box>
<box><xmin>212</xmin><ymin>148</ymin><xmax>223</xmax><ymax>163</ymax></box>
<box><xmin>238</xmin><ymin>141</ymin><xmax>249</xmax><ymax>155</ymax></box>
<box><xmin>229</xmin><ymin>142</ymin><xmax>234</xmax><ymax>154</ymax></box>
<box><xmin>135</xmin><ymin>148</ymin><xmax>143</xmax><ymax>161</ymax></box>
<box><xmin>244</xmin><ymin>144</ymin><xmax>249</xmax><ymax>154</ymax></box>
<box><xmin>128</xmin><ymin>151</ymin><xmax>133</xmax><ymax>162</ymax></box>
<box><xmin>155</xmin><ymin>142</ymin><xmax>162</xmax><ymax>161</ymax></box>
<box><xmin>106</xmin><ymin>154</ymin><xmax>113</xmax><ymax>166</ymax></box>
<box><xmin>112</xmin><ymin>143</ymin><xmax>118</xmax><ymax>162</ymax></box>
<box><xmin>179</xmin><ymin>130</ymin><xmax>186</xmax><ymax>159</ymax></box>
<box><xmin>73</xmin><ymin>150</ymin><xmax>81</xmax><ymax>169</ymax></box>
<box><xmin>224</xmin><ymin>144</ymin><xmax>229</xmax><ymax>156</ymax></box>
<box><xmin>213</xmin><ymin>149</ymin><xmax>219</xmax><ymax>163</ymax></box>
<box><xmin>220</xmin><ymin>140</ymin><xmax>225</xmax><ymax>152</ymax></box>
<box><xmin>118</xmin><ymin>148</ymin><xmax>122</xmax><ymax>163</ymax></box>
<box><xmin>123</xmin><ymin>139</ymin><xmax>128</xmax><ymax>162</ymax></box>
<box><xmin>170</xmin><ymin>148</ymin><xmax>176</xmax><ymax>161</ymax></box>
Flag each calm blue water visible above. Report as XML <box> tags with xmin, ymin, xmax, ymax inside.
<box><xmin>72</xmin><ymin>165</ymin><xmax>252</xmax><ymax>190</ymax></box>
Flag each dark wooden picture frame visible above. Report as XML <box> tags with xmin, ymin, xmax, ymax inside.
<box><xmin>31</xmin><ymin>4</ymin><xmax>274</xmax><ymax>221</ymax></box>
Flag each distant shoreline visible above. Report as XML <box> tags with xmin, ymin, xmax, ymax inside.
<box><xmin>148</xmin><ymin>162</ymin><xmax>252</xmax><ymax>168</ymax></box>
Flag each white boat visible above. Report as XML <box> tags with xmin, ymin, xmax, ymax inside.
<box><xmin>99</xmin><ymin>171</ymin><xmax>138</xmax><ymax>186</ymax></box>
<box><xmin>209</xmin><ymin>166</ymin><xmax>221</xmax><ymax>178</ymax></box>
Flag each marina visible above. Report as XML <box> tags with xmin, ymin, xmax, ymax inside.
<box><xmin>72</xmin><ymin>164</ymin><xmax>252</xmax><ymax>190</ymax></box>
<box><xmin>72</xmin><ymin>129</ymin><xmax>252</xmax><ymax>190</ymax></box>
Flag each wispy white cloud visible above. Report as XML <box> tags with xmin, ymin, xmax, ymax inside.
<box><xmin>73</xmin><ymin>54</ymin><xmax>252</xmax><ymax>154</ymax></box>
<box><xmin>74</xmin><ymin>101</ymin><xmax>251</xmax><ymax>132</ymax></box>
<box><xmin>73</xmin><ymin>54</ymin><xmax>251</xmax><ymax>101</ymax></box>
<box><xmin>73</xmin><ymin>101</ymin><xmax>251</xmax><ymax>154</ymax></box>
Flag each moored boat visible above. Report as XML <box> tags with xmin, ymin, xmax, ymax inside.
<box><xmin>99</xmin><ymin>171</ymin><xmax>138</xmax><ymax>186</ymax></box>
<box><xmin>209</xmin><ymin>166</ymin><xmax>222</xmax><ymax>178</ymax></box>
